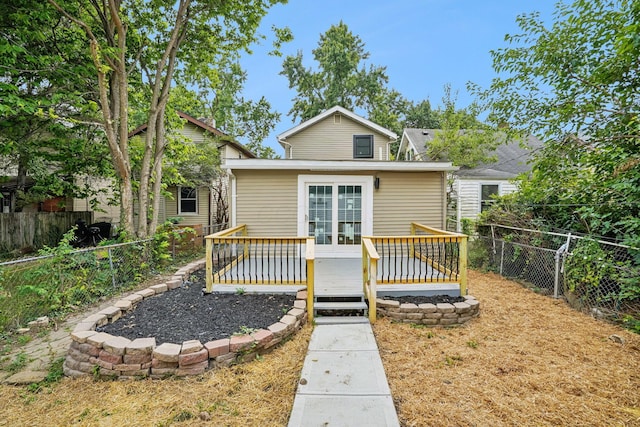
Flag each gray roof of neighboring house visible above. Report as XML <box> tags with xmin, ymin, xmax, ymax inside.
<box><xmin>403</xmin><ymin>128</ymin><xmax>543</xmax><ymax>180</ymax></box>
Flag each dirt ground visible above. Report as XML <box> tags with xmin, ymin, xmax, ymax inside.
<box><xmin>374</xmin><ymin>270</ymin><xmax>640</xmax><ymax>427</ymax></box>
<box><xmin>0</xmin><ymin>269</ymin><xmax>638</xmax><ymax>426</ymax></box>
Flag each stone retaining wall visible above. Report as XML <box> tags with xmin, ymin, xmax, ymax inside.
<box><xmin>376</xmin><ymin>295</ymin><xmax>479</xmax><ymax>326</ymax></box>
<box><xmin>63</xmin><ymin>259</ymin><xmax>308</xmax><ymax>379</ymax></box>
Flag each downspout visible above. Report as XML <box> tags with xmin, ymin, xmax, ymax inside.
<box><xmin>441</xmin><ymin>172</ymin><xmax>446</xmax><ymax>229</ymax></box>
<box><xmin>279</xmin><ymin>137</ymin><xmax>292</xmax><ymax>158</ymax></box>
<box><xmin>457</xmin><ymin>178</ymin><xmax>462</xmax><ymax>233</ymax></box>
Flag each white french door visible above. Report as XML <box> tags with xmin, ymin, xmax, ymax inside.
<box><xmin>298</xmin><ymin>175</ymin><xmax>373</xmax><ymax>257</ymax></box>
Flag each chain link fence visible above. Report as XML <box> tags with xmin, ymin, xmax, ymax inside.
<box><xmin>468</xmin><ymin>223</ymin><xmax>640</xmax><ymax>328</ymax></box>
<box><xmin>0</xmin><ymin>231</ymin><xmax>207</xmax><ymax>335</ymax></box>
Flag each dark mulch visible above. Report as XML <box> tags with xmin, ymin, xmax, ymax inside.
<box><xmin>383</xmin><ymin>295</ymin><xmax>465</xmax><ymax>304</ymax></box>
<box><xmin>98</xmin><ymin>270</ymin><xmax>296</xmax><ymax>345</ymax></box>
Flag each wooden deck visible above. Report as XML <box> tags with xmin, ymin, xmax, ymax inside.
<box><xmin>211</xmin><ymin>257</ymin><xmax>460</xmax><ymax>297</ymax></box>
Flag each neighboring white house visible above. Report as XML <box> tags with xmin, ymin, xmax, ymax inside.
<box><xmin>397</xmin><ymin>128</ymin><xmax>543</xmax><ymax>232</ymax></box>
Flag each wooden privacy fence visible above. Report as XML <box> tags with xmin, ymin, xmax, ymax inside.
<box><xmin>0</xmin><ymin>212</ymin><xmax>93</xmax><ymax>253</ymax></box>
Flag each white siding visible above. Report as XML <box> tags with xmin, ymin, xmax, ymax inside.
<box><xmin>285</xmin><ymin>115</ymin><xmax>392</xmax><ymax>161</ymax></box>
<box><xmin>456</xmin><ymin>178</ymin><xmax>519</xmax><ymax>221</ymax></box>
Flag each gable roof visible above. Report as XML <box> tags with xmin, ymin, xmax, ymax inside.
<box><xmin>277</xmin><ymin>106</ymin><xmax>398</xmax><ymax>147</ymax></box>
<box><xmin>399</xmin><ymin>128</ymin><xmax>543</xmax><ymax>179</ymax></box>
<box><xmin>129</xmin><ymin>110</ymin><xmax>255</xmax><ymax>158</ymax></box>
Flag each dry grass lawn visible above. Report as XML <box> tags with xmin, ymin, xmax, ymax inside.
<box><xmin>0</xmin><ymin>270</ymin><xmax>639</xmax><ymax>426</ymax></box>
<box><xmin>374</xmin><ymin>270</ymin><xmax>640</xmax><ymax>427</ymax></box>
<box><xmin>0</xmin><ymin>326</ymin><xmax>312</xmax><ymax>427</ymax></box>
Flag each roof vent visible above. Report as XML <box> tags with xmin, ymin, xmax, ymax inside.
<box><xmin>334</xmin><ymin>114</ymin><xmax>341</xmax><ymax>124</ymax></box>
<box><xmin>422</xmin><ymin>130</ymin><xmax>429</xmax><ymax>135</ymax></box>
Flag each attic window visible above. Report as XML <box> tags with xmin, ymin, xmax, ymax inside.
<box><xmin>353</xmin><ymin>135</ymin><xmax>374</xmax><ymax>159</ymax></box>
<box><xmin>334</xmin><ymin>114</ymin><xmax>341</xmax><ymax>124</ymax></box>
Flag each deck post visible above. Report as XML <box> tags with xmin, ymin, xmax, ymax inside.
<box><xmin>368</xmin><ymin>258</ymin><xmax>377</xmax><ymax>323</ymax></box>
<box><xmin>306</xmin><ymin>238</ymin><xmax>315</xmax><ymax>323</ymax></box>
<box><xmin>205</xmin><ymin>237</ymin><xmax>213</xmax><ymax>293</ymax></box>
<box><xmin>459</xmin><ymin>235</ymin><xmax>468</xmax><ymax>295</ymax></box>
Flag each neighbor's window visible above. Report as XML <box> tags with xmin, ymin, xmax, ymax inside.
<box><xmin>353</xmin><ymin>135</ymin><xmax>374</xmax><ymax>159</ymax></box>
<box><xmin>480</xmin><ymin>184</ymin><xmax>499</xmax><ymax>212</ymax></box>
<box><xmin>179</xmin><ymin>187</ymin><xmax>198</xmax><ymax>214</ymax></box>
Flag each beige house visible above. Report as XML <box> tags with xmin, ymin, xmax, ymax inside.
<box><xmin>129</xmin><ymin>111</ymin><xmax>255</xmax><ymax>231</ymax></box>
<box><xmin>223</xmin><ymin>106</ymin><xmax>456</xmax><ymax>257</ymax></box>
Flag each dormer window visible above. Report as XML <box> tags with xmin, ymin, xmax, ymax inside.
<box><xmin>353</xmin><ymin>135</ymin><xmax>374</xmax><ymax>159</ymax></box>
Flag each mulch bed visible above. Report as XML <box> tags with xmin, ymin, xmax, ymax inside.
<box><xmin>98</xmin><ymin>270</ymin><xmax>296</xmax><ymax>344</ymax></box>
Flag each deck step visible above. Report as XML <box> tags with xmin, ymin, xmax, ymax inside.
<box><xmin>314</xmin><ymin>316</ymin><xmax>370</xmax><ymax>325</ymax></box>
<box><xmin>314</xmin><ymin>301</ymin><xmax>368</xmax><ymax>311</ymax></box>
<box><xmin>316</xmin><ymin>295</ymin><xmax>364</xmax><ymax>303</ymax></box>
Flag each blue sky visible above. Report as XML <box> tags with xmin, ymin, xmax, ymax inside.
<box><xmin>239</xmin><ymin>0</ymin><xmax>559</xmax><ymax>156</ymax></box>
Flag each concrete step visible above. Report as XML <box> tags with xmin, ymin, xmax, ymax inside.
<box><xmin>314</xmin><ymin>316</ymin><xmax>370</xmax><ymax>325</ymax></box>
<box><xmin>313</xmin><ymin>301</ymin><xmax>368</xmax><ymax>311</ymax></box>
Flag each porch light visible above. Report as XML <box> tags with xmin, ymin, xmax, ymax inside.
<box><xmin>374</xmin><ymin>176</ymin><xmax>380</xmax><ymax>189</ymax></box>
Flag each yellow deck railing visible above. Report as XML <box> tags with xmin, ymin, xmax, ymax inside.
<box><xmin>205</xmin><ymin>225</ymin><xmax>315</xmax><ymax>293</ymax></box>
<box><xmin>362</xmin><ymin>237</ymin><xmax>380</xmax><ymax>323</ymax></box>
<box><xmin>362</xmin><ymin>223</ymin><xmax>468</xmax><ymax>323</ymax></box>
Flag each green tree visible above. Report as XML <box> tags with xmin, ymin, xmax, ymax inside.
<box><xmin>0</xmin><ymin>0</ymin><xmax>111</xmax><ymax>211</ymax></box>
<box><xmin>281</xmin><ymin>21</ymin><xmax>406</xmax><ymax>129</ymax></box>
<box><xmin>427</xmin><ymin>85</ymin><xmax>501</xmax><ymax>168</ymax></box>
<box><xmin>403</xmin><ymin>99</ymin><xmax>441</xmax><ymax>129</ymax></box>
<box><xmin>471</xmin><ymin>0</ymin><xmax>640</xmax><ymax>246</ymax></box>
<box><xmin>46</xmin><ymin>0</ymin><xmax>286</xmax><ymax>237</ymax></box>
<box><xmin>170</xmin><ymin>61</ymin><xmax>282</xmax><ymax>159</ymax></box>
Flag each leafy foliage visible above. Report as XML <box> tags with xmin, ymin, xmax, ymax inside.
<box><xmin>281</xmin><ymin>21</ymin><xmax>407</xmax><ymax>133</ymax></box>
<box><xmin>0</xmin><ymin>0</ymin><xmax>112</xmax><ymax>210</ymax></box>
<box><xmin>471</xmin><ymin>0</ymin><xmax>640</xmax><ymax>249</ymax></box>
<box><xmin>426</xmin><ymin>86</ymin><xmax>502</xmax><ymax>168</ymax></box>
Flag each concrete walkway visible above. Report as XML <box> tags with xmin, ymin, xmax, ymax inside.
<box><xmin>288</xmin><ymin>323</ymin><xmax>400</xmax><ymax>427</ymax></box>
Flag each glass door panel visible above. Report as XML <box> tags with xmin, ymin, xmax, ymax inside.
<box><xmin>337</xmin><ymin>185</ymin><xmax>362</xmax><ymax>245</ymax></box>
<box><xmin>308</xmin><ymin>185</ymin><xmax>332</xmax><ymax>245</ymax></box>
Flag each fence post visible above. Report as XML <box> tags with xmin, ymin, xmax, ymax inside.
<box><xmin>499</xmin><ymin>240</ymin><xmax>505</xmax><ymax>275</ymax></box>
<box><xmin>108</xmin><ymin>247</ymin><xmax>116</xmax><ymax>290</ymax></box>
<box><xmin>554</xmin><ymin>239</ymin><xmax>569</xmax><ymax>299</ymax></box>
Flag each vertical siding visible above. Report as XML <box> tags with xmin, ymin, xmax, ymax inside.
<box><xmin>286</xmin><ymin>115</ymin><xmax>392</xmax><ymax>160</ymax></box>
<box><xmin>373</xmin><ymin>172</ymin><xmax>445</xmax><ymax>235</ymax></box>
<box><xmin>234</xmin><ymin>170</ymin><xmax>299</xmax><ymax>236</ymax></box>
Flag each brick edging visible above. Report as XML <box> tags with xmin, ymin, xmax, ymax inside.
<box><xmin>376</xmin><ymin>295</ymin><xmax>480</xmax><ymax>326</ymax></box>
<box><xmin>63</xmin><ymin>259</ymin><xmax>308</xmax><ymax>379</ymax></box>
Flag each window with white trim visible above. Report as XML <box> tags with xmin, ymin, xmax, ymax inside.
<box><xmin>353</xmin><ymin>135</ymin><xmax>374</xmax><ymax>159</ymax></box>
<box><xmin>179</xmin><ymin>187</ymin><xmax>198</xmax><ymax>214</ymax></box>
<box><xmin>480</xmin><ymin>184</ymin><xmax>499</xmax><ymax>212</ymax></box>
